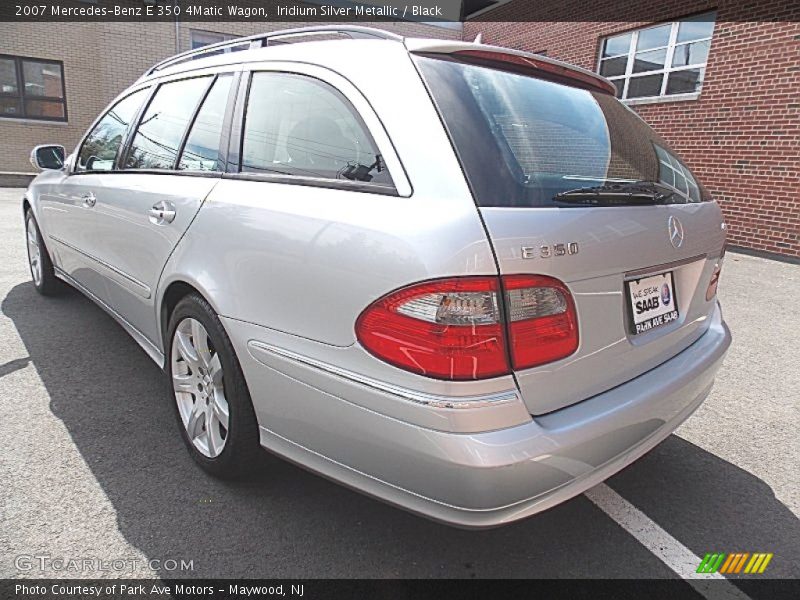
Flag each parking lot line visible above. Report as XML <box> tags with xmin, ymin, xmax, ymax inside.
<box><xmin>585</xmin><ymin>483</ymin><xmax>751</xmax><ymax>599</ymax></box>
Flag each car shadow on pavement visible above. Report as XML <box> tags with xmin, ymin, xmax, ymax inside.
<box><xmin>3</xmin><ymin>281</ymin><xmax>799</xmax><ymax>581</ymax></box>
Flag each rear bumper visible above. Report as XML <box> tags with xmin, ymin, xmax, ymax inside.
<box><xmin>227</xmin><ymin>303</ymin><xmax>731</xmax><ymax>528</ymax></box>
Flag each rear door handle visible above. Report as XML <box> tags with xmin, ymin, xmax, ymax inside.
<box><xmin>81</xmin><ymin>192</ymin><xmax>96</xmax><ymax>208</ymax></box>
<box><xmin>147</xmin><ymin>200</ymin><xmax>176</xmax><ymax>224</ymax></box>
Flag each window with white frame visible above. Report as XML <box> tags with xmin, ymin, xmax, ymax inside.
<box><xmin>598</xmin><ymin>13</ymin><xmax>715</xmax><ymax>101</ymax></box>
<box><xmin>190</xmin><ymin>30</ymin><xmax>237</xmax><ymax>50</ymax></box>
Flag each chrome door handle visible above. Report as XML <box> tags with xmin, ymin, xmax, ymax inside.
<box><xmin>147</xmin><ymin>201</ymin><xmax>176</xmax><ymax>224</ymax></box>
<box><xmin>81</xmin><ymin>193</ymin><xmax>96</xmax><ymax>208</ymax></box>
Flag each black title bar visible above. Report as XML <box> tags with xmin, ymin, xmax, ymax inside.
<box><xmin>2</xmin><ymin>0</ymin><xmax>799</xmax><ymax>22</ymax></box>
<box><xmin>4</xmin><ymin>579</ymin><xmax>800</xmax><ymax>600</ymax></box>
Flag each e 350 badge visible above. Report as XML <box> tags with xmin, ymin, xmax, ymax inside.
<box><xmin>521</xmin><ymin>243</ymin><xmax>579</xmax><ymax>259</ymax></box>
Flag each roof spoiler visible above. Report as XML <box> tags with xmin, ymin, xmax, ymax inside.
<box><xmin>405</xmin><ymin>39</ymin><xmax>617</xmax><ymax>96</ymax></box>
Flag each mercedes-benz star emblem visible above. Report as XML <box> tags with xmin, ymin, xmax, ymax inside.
<box><xmin>668</xmin><ymin>215</ymin><xmax>685</xmax><ymax>249</ymax></box>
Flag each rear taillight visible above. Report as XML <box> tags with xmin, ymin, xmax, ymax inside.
<box><xmin>355</xmin><ymin>277</ymin><xmax>507</xmax><ymax>380</ymax></box>
<box><xmin>705</xmin><ymin>242</ymin><xmax>726</xmax><ymax>301</ymax></box>
<box><xmin>503</xmin><ymin>275</ymin><xmax>579</xmax><ymax>371</ymax></box>
<box><xmin>706</xmin><ymin>263</ymin><xmax>723</xmax><ymax>301</ymax></box>
<box><xmin>355</xmin><ymin>275</ymin><xmax>579</xmax><ymax>381</ymax></box>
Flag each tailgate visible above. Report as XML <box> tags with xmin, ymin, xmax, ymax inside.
<box><xmin>481</xmin><ymin>203</ymin><xmax>725</xmax><ymax>414</ymax></box>
<box><xmin>413</xmin><ymin>52</ymin><xmax>727</xmax><ymax>414</ymax></box>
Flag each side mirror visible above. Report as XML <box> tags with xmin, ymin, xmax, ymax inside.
<box><xmin>30</xmin><ymin>145</ymin><xmax>66</xmax><ymax>171</ymax></box>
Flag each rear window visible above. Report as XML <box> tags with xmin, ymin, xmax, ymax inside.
<box><xmin>415</xmin><ymin>56</ymin><xmax>709</xmax><ymax>208</ymax></box>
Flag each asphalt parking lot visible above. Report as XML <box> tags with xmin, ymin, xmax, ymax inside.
<box><xmin>0</xmin><ymin>188</ymin><xmax>797</xmax><ymax>590</ymax></box>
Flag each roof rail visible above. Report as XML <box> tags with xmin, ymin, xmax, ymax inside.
<box><xmin>144</xmin><ymin>25</ymin><xmax>403</xmax><ymax>77</ymax></box>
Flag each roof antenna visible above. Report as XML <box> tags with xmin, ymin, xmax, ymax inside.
<box><xmin>473</xmin><ymin>32</ymin><xmax>483</xmax><ymax>44</ymax></box>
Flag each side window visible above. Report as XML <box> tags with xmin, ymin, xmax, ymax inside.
<box><xmin>241</xmin><ymin>72</ymin><xmax>392</xmax><ymax>186</ymax></box>
<box><xmin>178</xmin><ymin>74</ymin><xmax>233</xmax><ymax>172</ymax></box>
<box><xmin>76</xmin><ymin>88</ymin><xmax>148</xmax><ymax>172</ymax></box>
<box><xmin>125</xmin><ymin>76</ymin><xmax>211</xmax><ymax>170</ymax></box>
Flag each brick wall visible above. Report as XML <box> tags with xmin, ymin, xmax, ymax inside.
<box><xmin>3</xmin><ymin>4</ymin><xmax>796</xmax><ymax>257</ymax></box>
<box><xmin>0</xmin><ymin>21</ymin><xmax>176</xmax><ymax>173</ymax></box>
<box><xmin>0</xmin><ymin>18</ymin><xmax>459</xmax><ymax>174</ymax></box>
<box><xmin>465</xmin><ymin>2</ymin><xmax>800</xmax><ymax>257</ymax></box>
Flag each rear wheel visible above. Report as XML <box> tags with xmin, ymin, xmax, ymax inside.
<box><xmin>166</xmin><ymin>293</ymin><xmax>262</xmax><ymax>478</ymax></box>
<box><xmin>25</xmin><ymin>211</ymin><xmax>62</xmax><ymax>296</ymax></box>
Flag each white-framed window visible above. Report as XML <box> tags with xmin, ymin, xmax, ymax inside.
<box><xmin>190</xmin><ymin>30</ymin><xmax>237</xmax><ymax>50</ymax></box>
<box><xmin>654</xmin><ymin>144</ymin><xmax>701</xmax><ymax>202</ymax></box>
<box><xmin>598</xmin><ymin>12</ymin><xmax>715</xmax><ymax>102</ymax></box>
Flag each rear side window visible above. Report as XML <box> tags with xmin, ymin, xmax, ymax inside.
<box><xmin>178</xmin><ymin>74</ymin><xmax>233</xmax><ymax>172</ymax></box>
<box><xmin>76</xmin><ymin>88</ymin><xmax>148</xmax><ymax>172</ymax></box>
<box><xmin>126</xmin><ymin>76</ymin><xmax>211</xmax><ymax>170</ymax></box>
<box><xmin>415</xmin><ymin>56</ymin><xmax>709</xmax><ymax>207</ymax></box>
<box><xmin>241</xmin><ymin>72</ymin><xmax>392</xmax><ymax>186</ymax></box>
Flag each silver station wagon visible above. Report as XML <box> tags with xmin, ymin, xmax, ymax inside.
<box><xmin>24</xmin><ymin>26</ymin><xmax>731</xmax><ymax>527</ymax></box>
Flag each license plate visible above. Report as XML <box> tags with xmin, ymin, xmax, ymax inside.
<box><xmin>626</xmin><ymin>271</ymin><xmax>679</xmax><ymax>335</ymax></box>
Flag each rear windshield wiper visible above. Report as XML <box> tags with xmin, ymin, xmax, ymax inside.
<box><xmin>552</xmin><ymin>181</ymin><xmax>676</xmax><ymax>206</ymax></box>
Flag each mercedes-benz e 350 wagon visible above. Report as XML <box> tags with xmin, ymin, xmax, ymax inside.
<box><xmin>24</xmin><ymin>26</ymin><xmax>731</xmax><ymax>527</ymax></box>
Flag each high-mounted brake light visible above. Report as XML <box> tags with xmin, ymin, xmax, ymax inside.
<box><xmin>450</xmin><ymin>49</ymin><xmax>617</xmax><ymax>96</ymax></box>
<box><xmin>356</xmin><ymin>275</ymin><xmax>579</xmax><ymax>381</ymax></box>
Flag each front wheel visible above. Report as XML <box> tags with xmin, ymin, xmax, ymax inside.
<box><xmin>25</xmin><ymin>211</ymin><xmax>62</xmax><ymax>296</ymax></box>
<box><xmin>166</xmin><ymin>293</ymin><xmax>262</xmax><ymax>478</ymax></box>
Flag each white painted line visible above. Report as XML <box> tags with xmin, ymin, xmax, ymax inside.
<box><xmin>585</xmin><ymin>483</ymin><xmax>752</xmax><ymax>600</ymax></box>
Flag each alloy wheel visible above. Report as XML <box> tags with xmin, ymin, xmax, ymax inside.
<box><xmin>171</xmin><ymin>318</ymin><xmax>230</xmax><ymax>458</ymax></box>
<box><xmin>26</xmin><ymin>218</ymin><xmax>42</xmax><ymax>287</ymax></box>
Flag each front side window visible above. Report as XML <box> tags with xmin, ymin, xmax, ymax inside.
<box><xmin>126</xmin><ymin>76</ymin><xmax>212</xmax><ymax>170</ymax></box>
<box><xmin>76</xmin><ymin>88</ymin><xmax>148</xmax><ymax>172</ymax></box>
<box><xmin>0</xmin><ymin>54</ymin><xmax>66</xmax><ymax>121</ymax></box>
<box><xmin>241</xmin><ymin>72</ymin><xmax>392</xmax><ymax>186</ymax></box>
<box><xmin>598</xmin><ymin>13</ymin><xmax>715</xmax><ymax>101</ymax></box>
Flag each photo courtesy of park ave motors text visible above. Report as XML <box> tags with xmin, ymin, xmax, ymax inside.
<box><xmin>1</xmin><ymin>0</ymin><xmax>798</xmax><ymax>594</ymax></box>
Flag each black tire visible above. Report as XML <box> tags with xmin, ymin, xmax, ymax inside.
<box><xmin>25</xmin><ymin>210</ymin><xmax>63</xmax><ymax>296</ymax></box>
<box><xmin>166</xmin><ymin>293</ymin><xmax>262</xmax><ymax>479</ymax></box>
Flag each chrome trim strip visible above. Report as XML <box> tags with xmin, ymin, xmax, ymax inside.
<box><xmin>248</xmin><ymin>341</ymin><xmax>521</xmax><ymax>410</ymax></box>
<box><xmin>54</xmin><ymin>266</ymin><xmax>165</xmax><ymax>368</ymax></box>
<box><xmin>49</xmin><ymin>235</ymin><xmax>151</xmax><ymax>298</ymax></box>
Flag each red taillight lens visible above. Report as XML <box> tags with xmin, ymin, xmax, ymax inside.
<box><xmin>356</xmin><ymin>275</ymin><xmax>580</xmax><ymax>381</ymax></box>
<box><xmin>503</xmin><ymin>275</ymin><xmax>579</xmax><ymax>370</ymax></box>
<box><xmin>706</xmin><ymin>263</ymin><xmax>722</xmax><ymax>301</ymax></box>
<box><xmin>356</xmin><ymin>277</ymin><xmax>507</xmax><ymax>380</ymax></box>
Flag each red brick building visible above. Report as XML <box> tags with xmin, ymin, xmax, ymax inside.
<box><xmin>465</xmin><ymin>0</ymin><xmax>800</xmax><ymax>258</ymax></box>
